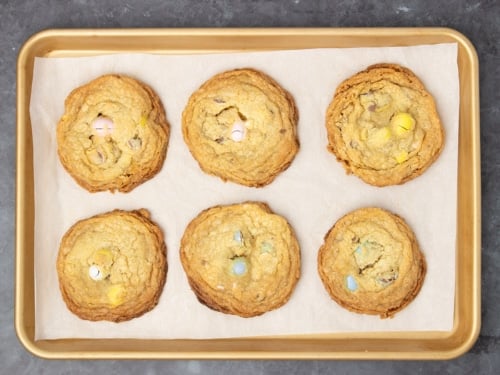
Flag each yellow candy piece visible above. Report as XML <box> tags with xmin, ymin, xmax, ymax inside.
<box><xmin>369</xmin><ymin>127</ymin><xmax>392</xmax><ymax>146</ymax></box>
<box><xmin>359</xmin><ymin>128</ymin><xmax>368</xmax><ymax>141</ymax></box>
<box><xmin>391</xmin><ymin>112</ymin><xmax>416</xmax><ymax>136</ymax></box>
<box><xmin>107</xmin><ymin>284</ymin><xmax>126</xmax><ymax>307</ymax></box>
<box><xmin>92</xmin><ymin>248</ymin><xmax>113</xmax><ymax>266</ymax></box>
<box><xmin>395</xmin><ymin>150</ymin><xmax>409</xmax><ymax>164</ymax></box>
<box><xmin>139</xmin><ymin>115</ymin><xmax>147</xmax><ymax>127</ymax></box>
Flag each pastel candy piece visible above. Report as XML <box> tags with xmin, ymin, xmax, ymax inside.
<box><xmin>395</xmin><ymin>150</ymin><xmax>409</xmax><ymax>164</ymax></box>
<box><xmin>369</xmin><ymin>127</ymin><xmax>392</xmax><ymax>146</ymax></box>
<box><xmin>391</xmin><ymin>112</ymin><xmax>416</xmax><ymax>136</ymax></box>
<box><xmin>233</xmin><ymin>230</ymin><xmax>243</xmax><ymax>244</ymax></box>
<box><xmin>346</xmin><ymin>275</ymin><xmax>358</xmax><ymax>291</ymax></box>
<box><xmin>89</xmin><ymin>249</ymin><xmax>113</xmax><ymax>280</ymax></box>
<box><xmin>354</xmin><ymin>245</ymin><xmax>362</xmax><ymax>255</ymax></box>
<box><xmin>88</xmin><ymin>265</ymin><xmax>102</xmax><ymax>281</ymax></box>
<box><xmin>231</xmin><ymin>257</ymin><xmax>247</xmax><ymax>276</ymax></box>
<box><xmin>230</xmin><ymin>121</ymin><xmax>246</xmax><ymax>142</ymax></box>
<box><xmin>107</xmin><ymin>284</ymin><xmax>126</xmax><ymax>307</ymax></box>
<box><xmin>93</xmin><ymin>248</ymin><xmax>113</xmax><ymax>264</ymax></box>
<box><xmin>359</xmin><ymin>128</ymin><xmax>368</xmax><ymax>141</ymax></box>
<box><xmin>92</xmin><ymin>116</ymin><xmax>115</xmax><ymax>136</ymax></box>
<box><xmin>260</xmin><ymin>242</ymin><xmax>273</xmax><ymax>253</ymax></box>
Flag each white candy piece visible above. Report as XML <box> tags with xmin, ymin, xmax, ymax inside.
<box><xmin>92</xmin><ymin>117</ymin><xmax>115</xmax><ymax>136</ymax></box>
<box><xmin>233</xmin><ymin>230</ymin><xmax>243</xmax><ymax>244</ymax></box>
<box><xmin>230</xmin><ymin>121</ymin><xmax>246</xmax><ymax>142</ymax></box>
<box><xmin>88</xmin><ymin>265</ymin><xmax>102</xmax><ymax>280</ymax></box>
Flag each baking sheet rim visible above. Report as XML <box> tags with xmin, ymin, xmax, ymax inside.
<box><xmin>15</xmin><ymin>27</ymin><xmax>481</xmax><ymax>360</ymax></box>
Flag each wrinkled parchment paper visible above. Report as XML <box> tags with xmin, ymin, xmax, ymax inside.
<box><xmin>30</xmin><ymin>43</ymin><xmax>458</xmax><ymax>339</ymax></box>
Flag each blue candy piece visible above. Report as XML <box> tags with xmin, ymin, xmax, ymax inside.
<box><xmin>346</xmin><ymin>275</ymin><xmax>358</xmax><ymax>291</ymax></box>
<box><xmin>232</xmin><ymin>258</ymin><xmax>247</xmax><ymax>276</ymax></box>
<box><xmin>233</xmin><ymin>230</ymin><xmax>243</xmax><ymax>244</ymax></box>
<box><xmin>354</xmin><ymin>246</ymin><xmax>362</xmax><ymax>255</ymax></box>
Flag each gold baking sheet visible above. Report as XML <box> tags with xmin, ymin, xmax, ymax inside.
<box><xmin>15</xmin><ymin>28</ymin><xmax>481</xmax><ymax>359</ymax></box>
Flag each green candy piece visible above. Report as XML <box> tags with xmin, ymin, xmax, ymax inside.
<box><xmin>260</xmin><ymin>242</ymin><xmax>273</xmax><ymax>253</ymax></box>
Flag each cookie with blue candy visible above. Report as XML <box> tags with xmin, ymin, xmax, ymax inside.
<box><xmin>317</xmin><ymin>207</ymin><xmax>426</xmax><ymax>318</ymax></box>
<box><xmin>180</xmin><ymin>202</ymin><xmax>301</xmax><ymax>317</ymax></box>
<box><xmin>56</xmin><ymin>209</ymin><xmax>167</xmax><ymax>322</ymax></box>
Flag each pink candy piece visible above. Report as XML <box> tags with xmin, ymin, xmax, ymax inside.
<box><xmin>231</xmin><ymin>121</ymin><xmax>246</xmax><ymax>142</ymax></box>
<box><xmin>92</xmin><ymin>117</ymin><xmax>115</xmax><ymax>136</ymax></box>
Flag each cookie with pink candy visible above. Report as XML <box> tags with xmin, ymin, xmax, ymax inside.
<box><xmin>57</xmin><ymin>74</ymin><xmax>169</xmax><ymax>193</ymax></box>
<box><xmin>182</xmin><ymin>68</ymin><xmax>299</xmax><ymax>187</ymax></box>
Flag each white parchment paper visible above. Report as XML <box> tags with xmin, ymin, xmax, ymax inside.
<box><xmin>30</xmin><ymin>44</ymin><xmax>459</xmax><ymax>340</ymax></box>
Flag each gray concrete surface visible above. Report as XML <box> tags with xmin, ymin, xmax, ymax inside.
<box><xmin>1</xmin><ymin>0</ymin><xmax>498</xmax><ymax>373</ymax></box>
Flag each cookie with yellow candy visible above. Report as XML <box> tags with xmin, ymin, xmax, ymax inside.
<box><xmin>325</xmin><ymin>63</ymin><xmax>444</xmax><ymax>186</ymax></box>
<box><xmin>317</xmin><ymin>207</ymin><xmax>426</xmax><ymax>318</ymax></box>
<box><xmin>180</xmin><ymin>202</ymin><xmax>301</xmax><ymax>317</ymax></box>
<box><xmin>56</xmin><ymin>209</ymin><xmax>167</xmax><ymax>322</ymax></box>
<box><xmin>182</xmin><ymin>68</ymin><xmax>299</xmax><ymax>187</ymax></box>
<box><xmin>57</xmin><ymin>74</ymin><xmax>170</xmax><ymax>193</ymax></box>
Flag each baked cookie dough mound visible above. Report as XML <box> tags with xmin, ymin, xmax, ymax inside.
<box><xmin>180</xmin><ymin>202</ymin><xmax>301</xmax><ymax>317</ymax></box>
<box><xmin>326</xmin><ymin>64</ymin><xmax>444</xmax><ymax>186</ymax></box>
<box><xmin>182</xmin><ymin>68</ymin><xmax>299</xmax><ymax>187</ymax></box>
<box><xmin>57</xmin><ymin>74</ymin><xmax>170</xmax><ymax>193</ymax></box>
<box><xmin>57</xmin><ymin>209</ymin><xmax>167</xmax><ymax>322</ymax></box>
<box><xmin>318</xmin><ymin>207</ymin><xmax>426</xmax><ymax>318</ymax></box>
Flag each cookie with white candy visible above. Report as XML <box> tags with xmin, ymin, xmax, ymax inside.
<box><xmin>56</xmin><ymin>209</ymin><xmax>167</xmax><ymax>322</ymax></box>
<box><xmin>180</xmin><ymin>202</ymin><xmax>301</xmax><ymax>317</ymax></box>
<box><xmin>182</xmin><ymin>68</ymin><xmax>299</xmax><ymax>187</ymax></box>
<box><xmin>57</xmin><ymin>74</ymin><xmax>169</xmax><ymax>193</ymax></box>
<box><xmin>317</xmin><ymin>207</ymin><xmax>426</xmax><ymax>318</ymax></box>
<box><xmin>325</xmin><ymin>63</ymin><xmax>444</xmax><ymax>186</ymax></box>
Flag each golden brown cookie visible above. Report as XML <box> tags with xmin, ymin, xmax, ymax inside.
<box><xmin>180</xmin><ymin>202</ymin><xmax>301</xmax><ymax>317</ymax></box>
<box><xmin>56</xmin><ymin>209</ymin><xmax>167</xmax><ymax>322</ymax></box>
<box><xmin>317</xmin><ymin>207</ymin><xmax>426</xmax><ymax>318</ymax></box>
<box><xmin>326</xmin><ymin>64</ymin><xmax>444</xmax><ymax>186</ymax></box>
<box><xmin>182</xmin><ymin>68</ymin><xmax>299</xmax><ymax>187</ymax></box>
<box><xmin>57</xmin><ymin>74</ymin><xmax>170</xmax><ymax>193</ymax></box>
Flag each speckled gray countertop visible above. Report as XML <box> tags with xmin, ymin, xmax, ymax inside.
<box><xmin>1</xmin><ymin>0</ymin><xmax>498</xmax><ymax>373</ymax></box>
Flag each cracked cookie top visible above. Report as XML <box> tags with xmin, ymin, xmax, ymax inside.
<box><xmin>180</xmin><ymin>202</ymin><xmax>301</xmax><ymax>317</ymax></box>
<box><xmin>182</xmin><ymin>68</ymin><xmax>299</xmax><ymax>187</ymax></box>
<box><xmin>56</xmin><ymin>209</ymin><xmax>167</xmax><ymax>322</ymax></box>
<box><xmin>57</xmin><ymin>74</ymin><xmax>170</xmax><ymax>193</ymax></box>
<box><xmin>317</xmin><ymin>207</ymin><xmax>426</xmax><ymax>318</ymax></box>
<box><xmin>325</xmin><ymin>63</ymin><xmax>444</xmax><ymax>186</ymax></box>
